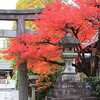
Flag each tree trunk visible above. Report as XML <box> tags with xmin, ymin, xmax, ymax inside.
<box><xmin>92</xmin><ymin>28</ymin><xmax>100</xmax><ymax>76</ymax></box>
<box><xmin>18</xmin><ymin>62</ymin><xmax>28</xmax><ymax>100</ymax></box>
<box><xmin>17</xmin><ymin>19</ymin><xmax>28</xmax><ymax>100</ymax></box>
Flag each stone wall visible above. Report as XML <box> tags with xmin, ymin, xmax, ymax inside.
<box><xmin>0</xmin><ymin>90</ymin><xmax>19</xmax><ymax>100</ymax></box>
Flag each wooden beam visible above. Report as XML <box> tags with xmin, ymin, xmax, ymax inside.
<box><xmin>0</xmin><ymin>29</ymin><xmax>33</xmax><ymax>38</ymax></box>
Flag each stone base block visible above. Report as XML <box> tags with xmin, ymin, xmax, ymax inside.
<box><xmin>47</xmin><ymin>96</ymin><xmax>96</xmax><ymax>100</ymax></box>
<box><xmin>58</xmin><ymin>74</ymin><xmax>80</xmax><ymax>82</ymax></box>
<box><xmin>54</xmin><ymin>82</ymin><xmax>86</xmax><ymax>89</ymax></box>
<box><xmin>46</xmin><ymin>74</ymin><xmax>96</xmax><ymax>100</ymax></box>
<box><xmin>49</xmin><ymin>88</ymin><xmax>91</xmax><ymax>98</ymax></box>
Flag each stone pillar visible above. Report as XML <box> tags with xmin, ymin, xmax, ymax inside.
<box><xmin>32</xmin><ymin>87</ymin><xmax>35</xmax><ymax>100</ymax></box>
<box><xmin>29</xmin><ymin>84</ymin><xmax>38</xmax><ymax>100</ymax></box>
<box><xmin>29</xmin><ymin>75</ymin><xmax>39</xmax><ymax>100</ymax></box>
<box><xmin>17</xmin><ymin>19</ymin><xmax>28</xmax><ymax>100</ymax></box>
<box><xmin>58</xmin><ymin>49</ymin><xmax>80</xmax><ymax>82</ymax></box>
<box><xmin>61</xmin><ymin>49</ymin><xmax>77</xmax><ymax>74</ymax></box>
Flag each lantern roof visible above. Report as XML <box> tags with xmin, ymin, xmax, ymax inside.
<box><xmin>56</xmin><ymin>33</ymin><xmax>80</xmax><ymax>47</ymax></box>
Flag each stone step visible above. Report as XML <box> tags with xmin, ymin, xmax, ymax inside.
<box><xmin>49</xmin><ymin>88</ymin><xmax>91</xmax><ymax>98</ymax></box>
<box><xmin>46</xmin><ymin>96</ymin><xmax>96</xmax><ymax>100</ymax></box>
<box><xmin>54</xmin><ymin>82</ymin><xmax>86</xmax><ymax>89</ymax></box>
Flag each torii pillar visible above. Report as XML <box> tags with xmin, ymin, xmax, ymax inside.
<box><xmin>17</xmin><ymin>18</ymin><xmax>28</xmax><ymax>100</ymax></box>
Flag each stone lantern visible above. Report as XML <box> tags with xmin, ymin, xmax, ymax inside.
<box><xmin>56</xmin><ymin>33</ymin><xmax>80</xmax><ymax>82</ymax></box>
<box><xmin>46</xmin><ymin>30</ymin><xmax>96</xmax><ymax>100</ymax></box>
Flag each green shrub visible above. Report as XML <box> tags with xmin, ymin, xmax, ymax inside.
<box><xmin>78</xmin><ymin>73</ymin><xmax>88</xmax><ymax>82</ymax></box>
<box><xmin>28</xmin><ymin>67</ymin><xmax>62</xmax><ymax>100</ymax></box>
<box><xmin>86</xmin><ymin>77</ymin><xmax>100</xmax><ymax>100</ymax></box>
<box><xmin>35</xmin><ymin>67</ymin><xmax>62</xmax><ymax>100</ymax></box>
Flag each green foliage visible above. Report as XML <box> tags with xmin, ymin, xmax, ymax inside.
<box><xmin>35</xmin><ymin>67</ymin><xmax>62</xmax><ymax>100</ymax></box>
<box><xmin>16</xmin><ymin>0</ymin><xmax>56</xmax><ymax>30</ymax></box>
<box><xmin>0</xmin><ymin>53</ymin><xmax>5</xmax><ymax>60</ymax></box>
<box><xmin>35</xmin><ymin>87</ymin><xmax>50</xmax><ymax>100</ymax></box>
<box><xmin>86</xmin><ymin>77</ymin><xmax>100</xmax><ymax>100</ymax></box>
<box><xmin>79</xmin><ymin>73</ymin><xmax>88</xmax><ymax>82</ymax></box>
<box><xmin>5</xmin><ymin>38</ymin><xmax>11</xmax><ymax>47</ymax></box>
<box><xmin>96</xmin><ymin>55</ymin><xmax>100</xmax><ymax>58</ymax></box>
<box><xmin>61</xmin><ymin>0</ymin><xmax>69</xmax><ymax>4</ymax></box>
<box><xmin>16</xmin><ymin>0</ymin><xmax>56</xmax><ymax>9</ymax></box>
<box><xmin>10</xmin><ymin>59</ymin><xmax>16</xmax><ymax>68</ymax></box>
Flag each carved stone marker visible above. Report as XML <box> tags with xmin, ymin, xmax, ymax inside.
<box><xmin>46</xmin><ymin>32</ymin><xmax>96</xmax><ymax>100</ymax></box>
<box><xmin>29</xmin><ymin>75</ymin><xmax>39</xmax><ymax>100</ymax></box>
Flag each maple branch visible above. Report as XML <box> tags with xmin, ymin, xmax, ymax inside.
<box><xmin>72</xmin><ymin>63</ymin><xmax>85</xmax><ymax>72</ymax></box>
<box><xmin>61</xmin><ymin>23</ymin><xmax>69</xmax><ymax>32</ymax></box>
<box><xmin>71</xmin><ymin>27</ymin><xmax>86</xmax><ymax>61</ymax></box>
<box><xmin>37</xmin><ymin>41</ymin><xmax>56</xmax><ymax>45</ymax></box>
<box><xmin>71</xmin><ymin>26</ymin><xmax>81</xmax><ymax>37</ymax></box>
<box><xmin>41</xmin><ymin>57</ymin><xmax>65</xmax><ymax>66</ymax></box>
<box><xmin>70</xmin><ymin>27</ymin><xmax>91</xmax><ymax>76</ymax></box>
<box><xmin>94</xmin><ymin>3</ymin><xmax>100</xmax><ymax>8</ymax></box>
<box><xmin>85</xmin><ymin>19</ymin><xmax>94</xmax><ymax>23</ymax></box>
<box><xmin>71</xmin><ymin>28</ymin><xmax>85</xmax><ymax>61</ymax></box>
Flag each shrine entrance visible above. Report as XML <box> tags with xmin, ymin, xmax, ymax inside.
<box><xmin>0</xmin><ymin>8</ymin><xmax>44</xmax><ymax>100</ymax></box>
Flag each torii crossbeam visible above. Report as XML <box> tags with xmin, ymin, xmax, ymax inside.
<box><xmin>0</xmin><ymin>8</ymin><xmax>44</xmax><ymax>20</ymax></box>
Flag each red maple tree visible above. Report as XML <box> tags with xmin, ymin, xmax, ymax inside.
<box><xmin>1</xmin><ymin>0</ymin><xmax>100</xmax><ymax>76</ymax></box>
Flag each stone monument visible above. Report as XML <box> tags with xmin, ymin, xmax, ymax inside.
<box><xmin>46</xmin><ymin>31</ymin><xmax>96</xmax><ymax>100</ymax></box>
<box><xmin>29</xmin><ymin>75</ymin><xmax>39</xmax><ymax>100</ymax></box>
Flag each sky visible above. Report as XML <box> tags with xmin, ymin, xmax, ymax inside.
<box><xmin>0</xmin><ymin>0</ymin><xmax>19</xmax><ymax>48</ymax></box>
<box><xmin>0</xmin><ymin>0</ymin><xmax>19</xmax><ymax>29</ymax></box>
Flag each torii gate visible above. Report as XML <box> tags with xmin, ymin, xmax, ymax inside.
<box><xmin>0</xmin><ymin>8</ymin><xmax>44</xmax><ymax>100</ymax></box>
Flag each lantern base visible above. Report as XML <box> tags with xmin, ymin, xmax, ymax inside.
<box><xmin>58</xmin><ymin>74</ymin><xmax>80</xmax><ymax>82</ymax></box>
<box><xmin>62</xmin><ymin>66</ymin><xmax>76</xmax><ymax>74</ymax></box>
